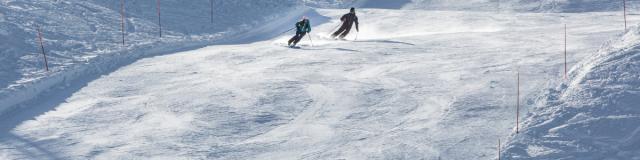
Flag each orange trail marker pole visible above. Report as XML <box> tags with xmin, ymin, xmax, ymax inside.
<box><xmin>516</xmin><ymin>72</ymin><xmax>520</xmax><ymax>134</ymax></box>
<box><xmin>564</xmin><ymin>24</ymin><xmax>567</xmax><ymax>79</ymax></box>
<box><xmin>120</xmin><ymin>0</ymin><xmax>126</xmax><ymax>46</ymax></box>
<box><xmin>498</xmin><ymin>139</ymin><xmax>501</xmax><ymax>160</ymax></box>
<box><xmin>210</xmin><ymin>0</ymin><xmax>214</xmax><ymax>23</ymax></box>
<box><xmin>497</xmin><ymin>0</ymin><xmax>500</xmax><ymax>13</ymax></box>
<box><xmin>37</xmin><ymin>26</ymin><xmax>49</xmax><ymax>71</ymax></box>
<box><xmin>624</xmin><ymin>0</ymin><xmax>627</xmax><ymax>30</ymax></box>
<box><xmin>157</xmin><ymin>0</ymin><xmax>162</xmax><ymax>37</ymax></box>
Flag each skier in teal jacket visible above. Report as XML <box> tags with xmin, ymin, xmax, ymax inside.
<box><xmin>288</xmin><ymin>16</ymin><xmax>311</xmax><ymax>47</ymax></box>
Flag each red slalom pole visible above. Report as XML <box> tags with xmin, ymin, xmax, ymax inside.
<box><xmin>156</xmin><ymin>0</ymin><xmax>162</xmax><ymax>37</ymax></box>
<box><xmin>516</xmin><ymin>72</ymin><xmax>520</xmax><ymax>134</ymax></box>
<box><xmin>37</xmin><ymin>25</ymin><xmax>49</xmax><ymax>71</ymax></box>
<box><xmin>120</xmin><ymin>0</ymin><xmax>126</xmax><ymax>46</ymax></box>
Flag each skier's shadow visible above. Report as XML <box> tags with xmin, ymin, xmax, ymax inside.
<box><xmin>333</xmin><ymin>48</ymin><xmax>360</xmax><ymax>52</ymax></box>
<box><xmin>354</xmin><ymin>40</ymin><xmax>415</xmax><ymax>46</ymax></box>
<box><xmin>299</xmin><ymin>47</ymin><xmax>360</xmax><ymax>52</ymax></box>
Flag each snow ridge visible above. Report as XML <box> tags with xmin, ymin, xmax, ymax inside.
<box><xmin>503</xmin><ymin>26</ymin><xmax>640</xmax><ymax>159</ymax></box>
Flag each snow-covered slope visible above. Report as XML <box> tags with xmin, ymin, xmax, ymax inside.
<box><xmin>0</xmin><ymin>0</ymin><xmax>301</xmax><ymax>114</ymax></box>
<box><xmin>2</xmin><ymin>0</ymin><xmax>636</xmax><ymax>115</ymax></box>
<box><xmin>1</xmin><ymin>5</ymin><xmax>636</xmax><ymax>159</ymax></box>
<box><xmin>404</xmin><ymin>0</ymin><xmax>632</xmax><ymax>12</ymax></box>
<box><xmin>502</xmin><ymin>26</ymin><xmax>640</xmax><ymax>159</ymax></box>
<box><xmin>2</xmin><ymin>0</ymin><xmax>640</xmax><ymax>159</ymax></box>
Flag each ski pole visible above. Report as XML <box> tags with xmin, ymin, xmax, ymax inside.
<box><xmin>278</xmin><ymin>27</ymin><xmax>295</xmax><ymax>36</ymax></box>
<box><xmin>354</xmin><ymin>31</ymin><xmax>359</xmax><ymax>41</ymax></box>
<box><xmin>328</xmin><ymin>23</ymin><xmax>341</xmax><ymax>37</ymax></box>
<box><xmin>307</xmin><ymin>32</ymin><xmax>314</xmax><ymax>47</ymax></box>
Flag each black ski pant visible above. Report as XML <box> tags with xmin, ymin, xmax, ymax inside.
<box><xmin>332</xmin><ymin>24</ymin><xmax>353</xmax><ymax>39</ymax></box>
<box><xmin>288</xmin><ymin>32</ymin><xmax>307</xmax><ymax>46</ymax></box>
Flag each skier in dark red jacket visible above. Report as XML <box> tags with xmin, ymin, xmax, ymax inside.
<box><xmin>331</xmin><ymin>7</ymin><xmax>359</xmax><ymax>39</ymax></box>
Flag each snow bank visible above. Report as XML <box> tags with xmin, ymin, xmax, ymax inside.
<box><xmin>0</xmin><ymin>0</ymin><xmax>306</xmax><ymax>114</ymax></box>
<box><xmin>502</xmin><ymin>26</ymin><xmax>640</xmax><ymax>159</ymax></box>
<box><xmin>403</xmin><ymin>0</ymin><xmax>632</xmax><ymax>12</ymax></box>
<box><xmin>536</xmin><ymin>0</ymin><xmax>625</xmax><ymax>12</ymax></box>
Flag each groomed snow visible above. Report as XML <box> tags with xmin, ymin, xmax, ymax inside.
<box><xmin>2</xmin><ymin>4</ymin><xmax>638</xmax><ymax>159</ymax></box>
<box><xmin>2</xmin><ymin>0</ymin><xmax>640</xmax><ymax>159</ymax></box>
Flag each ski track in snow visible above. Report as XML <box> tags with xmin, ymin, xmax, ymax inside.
<box><xmin>0</xmin><ymin>7</ymin><xmax>638</xmax><ymax>160</ymax></box>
